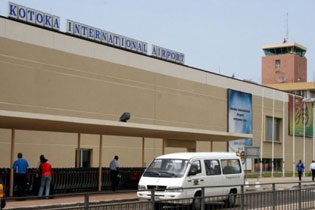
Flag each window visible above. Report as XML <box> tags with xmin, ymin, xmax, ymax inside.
<box><xmin>266</xmin><ymin>116</ymin><xmax>281</xmax><ymax>141</ymax></box>
<box><xmin>75</xmin><ymin>149</ymin><xmax>92</xmax><ymax>168</ymax></box>
<box><xmin>221</xmin><ymin>159</ymin><xmax>241</xmax><ymax>174</ymax></box>
<box><xmin>204</xmin><ymin>160</ymin><xmax>221</xmax><ymax>175</ymax></box>
<box><xmin>275</xmin><ymin>60</ymin><xmax>280</xmax><ymax>70</ymax></box>
<box><xmin>143</xmin><ymin>159</ymin><xmax>189</xmax><ymax>178</ymax></box>
<box><xmin>192</xmin><ymin>160</ymin><xmax>202</xmax><ymax>174</ymax></box>
<box><xmin>254</xmin><ymin>159</ymin><xmax>282</xmax><ymax>172</ymax></box>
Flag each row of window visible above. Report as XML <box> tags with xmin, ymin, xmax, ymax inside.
<box><xmin>266</xmin><ymin>116</ymin><xmax>281</xmax><ymax>141</ymax></box>
<box><xmin>193</xmin><ymin>159</ymin><xmax>241</xmax><ymax>176</ymax></box>
<box><xmin>254</xmin><ymin>159</ymin><xmax>283</xmax><ymax>172</ymax></box>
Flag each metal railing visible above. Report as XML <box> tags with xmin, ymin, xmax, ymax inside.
<box><xmin>0</xmin><ymin>167</ymin><xmax>145</xmax><ymax>195</ymax></box>
<box><xmin>1</xmin><ymin>181</ymin><xmax>315</xmax><ymax>210</ymax></box>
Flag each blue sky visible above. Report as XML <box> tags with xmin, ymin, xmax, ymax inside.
<box><xmin>1</xmin><ymin>0</ymin><xmax>314</xmax><ymax>84</ymax></box>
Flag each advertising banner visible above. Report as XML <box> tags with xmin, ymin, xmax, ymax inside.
<box><xmin>289</xmin><ymin>95</ymin><xmax>313</xmax><ymax>137</ymax></box>
<box><xmin>228</xmin><ymin>89</ymin><xmax>253</xmax><ymax>161</ymax></box>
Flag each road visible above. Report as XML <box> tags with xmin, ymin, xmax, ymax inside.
<box><xmin>82</xmin><ymin>186</ymin><xmax>315</xmax><ymax>210</ymax></box>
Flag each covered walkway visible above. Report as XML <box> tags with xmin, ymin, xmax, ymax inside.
<box><xmin>0</xmin><ymin>110</ymin><xmax>252</xmax><ymax>196</ymax></box>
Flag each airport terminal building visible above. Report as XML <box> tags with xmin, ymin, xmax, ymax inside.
<box><xmin>0</xmin><ymin>3</ymin><xmax>313</xmax><ymax>175</ymax></box>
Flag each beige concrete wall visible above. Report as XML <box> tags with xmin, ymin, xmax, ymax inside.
<box><xmin>0</xmin><ymin>18</ymin><xmax>312</xmax><ymax>172</ymax></box>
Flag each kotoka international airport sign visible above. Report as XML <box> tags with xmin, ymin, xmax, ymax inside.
<box><xmin>6</xmin><ymin>2</ymin><xmax>185</xmax><ymax>64</ymax></box>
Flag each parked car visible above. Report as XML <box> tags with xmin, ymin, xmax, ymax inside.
<box><xmin>0</xmin><ymin>177</ymin><xmax>5</xmax><ymax>209</ymax></box>
<box><xmin>137</xmin><ymin>152</ymin><xmax>244</xmax><ymax>209</ymax></box>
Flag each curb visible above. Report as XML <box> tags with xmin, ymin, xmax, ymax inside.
<box><xmin>5</xmin><ymin>198</ymin><xmax>139</xmax><ymax>210</ymax></box>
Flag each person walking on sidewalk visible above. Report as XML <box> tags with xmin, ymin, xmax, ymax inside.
<box><xmin>109</xmin><ymin>155</ymin><xmax>119</xmax><ymax>191</ymax></box>
<box><xmin>296</xmin><ymin>160</ymin><xmax>305</xmax><ymax>181</ymax></box>
<box><xmin>310</xmin><ymin>160</ymin><xmax>315</xmax><ymax>181</ymax></box>
<box><xmin>38</xmin><ymin>155</ymin><xmax>52</xmax><ymax>198</ymax></box>
<box><xmin>12</xmin><ymin>153</ymin><xmax>29</xmax><ymax>197</ymax></box>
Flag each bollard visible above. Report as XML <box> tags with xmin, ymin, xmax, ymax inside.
<box><xmin>245</xmin><ymin>181</ymin><xmax>249</xmax><ymax>188</ymax></box>
<box><xmin>150</xmin><ymin>189</ymin><xmax>155</xmax><ymax>210</ymax></box>
<box><xmin>255</xmin><ymin>179</ymin><xmax>260</xmax><ymax>188</ymax></box>
<box><xmin>241</xmin><ymin>185</ymin><xmax>245</xmax><ymax>210</ymax></box>
<box><xmin>84</xmin><ymin>194</ymin><xmax>89</xmax><ymax>210</ymax></box>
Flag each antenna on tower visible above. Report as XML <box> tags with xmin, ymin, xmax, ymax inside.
<box><xmin>283</xmin><ymin>13</ymin><xmax>289</xmax><ymax>43</ymax></box>
<box><xmin>285</xmin><ymin>13</ymin><xmax>289</xmax><ymax>42</ymax></box>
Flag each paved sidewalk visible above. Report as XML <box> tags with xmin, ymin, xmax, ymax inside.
<box><xmin>4</xmin><ymin>191</ymin><xmax>138</xmax><ymax>209</ymax></box>
<box><xmin>246</xmin><ymin>176</ymin><xmax>315</xmax><ymax>191</ymax></box>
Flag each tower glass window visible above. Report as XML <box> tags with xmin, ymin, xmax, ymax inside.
<box><xmin>275</xmin><ymin>60</ymin><xmax>280</xmax><ymax>70</ymax></box>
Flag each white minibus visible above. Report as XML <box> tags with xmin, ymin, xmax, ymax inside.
<box><xmin>137</xmin><ymin>152</ymin><xmax>244</xmax><ymax>209</ymax></box>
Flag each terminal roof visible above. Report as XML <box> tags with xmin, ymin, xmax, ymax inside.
<box><xmin>0</xmin><ymin>110</ymin><xmax>251</xmax><ymax>142</ymax></box>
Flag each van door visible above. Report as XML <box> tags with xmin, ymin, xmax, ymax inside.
<box><xmin>184</xmin><ymin>160</ymin><xmax>205</xmax><ymax>198</ymax></box>
<box><xmin>221</xmin><ymin>159</ymin><xmax>243</xmax><ymax>194</ymax></box>
<box><xmin>204</xmin><ymin>159</ymin><xmax>223</xmax><ymax>196</ymax></box>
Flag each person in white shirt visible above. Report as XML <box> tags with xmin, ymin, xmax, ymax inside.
<box><xmin>109</xmin><ymin>155</ymin><xmax>119</xmax><ymax>191</ymax></box>
<box><xmin>310</xmin><ymin>160</ymin><xmax>315</xmax><ymax>181</ymax></box>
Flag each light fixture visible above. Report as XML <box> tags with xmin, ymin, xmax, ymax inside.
<box><xmin>120</xmin><ymin>112</ymin><xmax>130</xmax><ymax>122</ymax></box>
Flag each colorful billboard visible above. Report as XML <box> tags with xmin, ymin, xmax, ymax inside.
<box><xmin>227</xmin><ymin>89</ymin><xmax>252</xmax><ymax>155</ymax></box>
<box><xmin>289</xmin><ymin>95</ymin><xmax>313</xmax><ymax>137</ymax></box>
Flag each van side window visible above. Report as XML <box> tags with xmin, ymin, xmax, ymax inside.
<box><xmin>221</xmin><ymin>159</ymin><xmax>241</xmax><ymax>174</ymax></box>
<box><xmin>192</xmin><ymin>160</ymin><xmax>202</xmax><ymax>174</ymax></box>
<box><xmin>204</xmin><ymin>160</ymin><xmax>221</xmax><ymax>175</ymax></box>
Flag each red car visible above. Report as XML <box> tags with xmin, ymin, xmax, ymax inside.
<box><xmin>0</xmin><ymin>178</ymin><xmax>5</xmax><ymax>209</ymax></box>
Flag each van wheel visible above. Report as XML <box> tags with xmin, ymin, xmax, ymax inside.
<box><xmin>154</xmin><ymin>202</ymin><xmax>163</xmax><ymax>210</ymax></box>
<box><xmin>192</xmin><ymin>193</ymin><xmax>201</xmax><ymax>210</ymax></box>
<box><xmin>1</xmin><ymin>199</ymin><xmax>6</xmax><ymax>209</ymax></box>
<box><xmin>225</xmin><ymin>190</ymin><xmax>237</xmax><ymax>207</ymax></box>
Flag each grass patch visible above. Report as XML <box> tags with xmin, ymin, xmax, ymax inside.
<box><xmin>246</xmin><ymin>172</ymin><xmax>311</xmax><ymax>179</ymax></box>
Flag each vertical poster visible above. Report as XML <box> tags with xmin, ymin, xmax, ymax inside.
<box><xmin>289</xmin><ymin>95</ymin><xmax>313</xmax><ymax>137</ymax></box>
<box><xmin>228</xmin><ymin>89</ymin><xmax>253</xmax><ymax>166</ymax></box>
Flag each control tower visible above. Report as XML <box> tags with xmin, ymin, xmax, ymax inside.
<box><xmin>261</xmin><ymin>42</ymin><xmax>307</xmax><ymax>84</ymax></box>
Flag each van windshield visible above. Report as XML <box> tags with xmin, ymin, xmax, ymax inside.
<box><xmin>143</xmin><ymin>159</ymin><xmax>188</xmax><ymax>178</ymax></box>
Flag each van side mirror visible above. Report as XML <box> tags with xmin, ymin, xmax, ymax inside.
<box><xmin>188</xmin><ymin>164</ymin><xmax>198</xmax><ymax>176</ymax></box>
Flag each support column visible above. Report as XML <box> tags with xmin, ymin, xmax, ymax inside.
<box><xmin>313</xmin><ymin>103</ymin><xmax>315</xmax><ymax>161</ymax></box>
<box><xmin>282</xmin><ymin>93</ymin><xmax>286</xmax><ymax>177</ymax></box>
<box><xmin>9</xmin><ymin>129</ymin><xmax>15</xmax><ymax>197</ymax></box>
<box><xmin>293</xmin><ymin>95</ymin><xmax>296</xmax><ymax>176</ymax></box>
<box><xmin>142</xmin><ymin>137</ymin><xmax>145</xmax><ymax>167</ymax></box>
<box><xmin>162</xmin><ymin>139</ymin><xmax>165</xmax><ymax>155</ymax></box>
<box><xmin>98</xmin><ymin>135</ymin><xmax>103</xmax><ymax>192</ymax></box>
<box><xmin>303</xmin><ymin>102</ymin><xmax>306</xmax><ymax>176</ymax></box>
<box><xmin>210</xmin><ymin>141</ymin><xmax>213</xmax><ymax>152</ymax></box>
<box><xmin>76</xmin><ymin>133</ymin><xmax>81</xmax><ymax>168</ymax></box>
<box><xmin>271</xmin><ymin>90</ymin><xmax>275</xmax><ymax>177</ymax></box>
<box><xmin>260</xmin><ymin>88</ymin><xmax>265</xmax><ymax>178</ymax></box>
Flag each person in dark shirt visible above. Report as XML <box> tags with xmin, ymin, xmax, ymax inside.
<box><xmin>12</xmin><ymin>153</ymin><xmax>29</xmax><ymax>197</ymax></box>
<box><xmin>109</xmin><ymin>155</ymin><xmax>119</xmax><ymax>191</ymax></box>
<box><xmin>296</xmin><ymin>160</ymin><xmax>305</xmax><ymax>181</ymax></box>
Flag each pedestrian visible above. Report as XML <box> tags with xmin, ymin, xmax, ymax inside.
<box><xmin>12</xmin><ymin>153</ymin><xmax>29</xmax><ymax>197</ymax></box>
<box><xmin>310</xmin><ymin>160</ymin><xmax>315</xmax><ymax>181</ymax></box>
<box><xmin>296</xmin><ymin>160</ymin><xmax>304</xmax><ymax>181</ymax></box>
<box><xmin>38</xmin><ymin>155</ymin><xmax>52</xmax><ymax>198</ymax></box>
<box><xmin>109</xmin><ymin>155</ymin><xmax>119</xmax><ymax>191</ymax></box>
